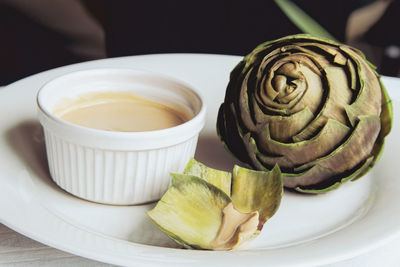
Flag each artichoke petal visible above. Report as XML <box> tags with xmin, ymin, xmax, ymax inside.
<box><xmin>218</xmin><ymin>103</ymin><xmax>253</xmax><ymax>164</ymax></box>
<box><xmin>293</xmin><ymin>66</ymin><xmax>353</xmax><ymax>141</ymax></box>
<box><xmin>254</xmin><ymin>105</ymin><xmax>315</xmax><ymax>142</ymax></box>
<box><xmin>346</xmin><ymin>59</ymin><xmax>358</xmax><ymax>90</ymax></box>
<box><xmin>147</xmin><ymin>174</ymin><xmax>231</xmax><ymax>250</ymax></box>
<box><xmin>283</xmin><ymin>165</ymin><xmax>335</xmax><ymax>188</ymax></box>
<box><xmin>378</xmin><ymin>79</ymin><xmax>393</xmax><ymax>139</ymax></box>
<box><xmin>183</xmin><ymin>158</ymin><xmax>232</xmax><ymax>196</ymax></box>
<box><xmin>295</xmin><ymin>115</ymin><xmax>381</xmax><ymax>173</ymax></box>
<box><xmin>231</xmin><ymin>164</ymin><xmax>283</xmax><ymax>229</ymax></box>
<box><xmin>256</xmin><ymin>118</ymin><xmax>350</xmax><ymax>165</ymax></box>
<box><xmin>295</xmin><ymin>156</ymin><xmax>374</xmax><ymax>193</ymax></box>
<box><xmin>248</xmin><ymin>135</ymin><xmax>295</xmax><ymax>169</ymax></box>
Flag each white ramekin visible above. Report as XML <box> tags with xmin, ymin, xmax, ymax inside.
<box><xmin>37</xmin><ymin>68</ymin><xmax>206</xmax><ymax>205</ymax></box>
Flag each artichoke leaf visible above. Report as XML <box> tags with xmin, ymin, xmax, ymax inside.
<box><xmin>253</xmin><ymin>104</ymin><xmax>315</xmax><ymax>142</ymax></box>
<box><xmin>229</xmin><ymin>103</ymin><xmax>260</xmax><ymax>164</ymax></box>
<box><xmin>341</xmin><ymin>46</ymin><xmax>383</xmax><ymax>110</ymax></box>
<box><xmin>333</xmin><ymin>53</ymin><xmax>347</xmax><ymax>66</ymax></box>
<box><xmin>217</xmin><ymin>102</ymin><xmax>254</xmax><ymax>165</ymax></box>
<box><xmin>344</xmin><ymin>78</ymin><xmax>382</xmax><ymax>126</ymax></box>
<box><xmin>254</xmin><ymin>82</ymin><xmax>304</xmax><ymax>115</ymax></box>
<box><xmin>231</xmin><ymin>164</ymin><xmax>283</xmax><ymax>229</ymax></box>
<box><xmin>239</xmin><ymin>69</ymin><xmax>258</xmax><ymax>131</ymax></box>
<box><xmin>346</xmin><ymin>59</ymin><xmax>358</xmax><ymax>90</ymax></box>
<box><xmin>293</xmin><ymin>66</ymin><xmax>352</xmax><ymax>141</ymax></box>
<box><xmin>283</xmin><ymin>62</ymin><xmax>324</xmax><ymax>115</ymax></box>
<box><xmin>366</xmin><ymin>80</ymin><xmax>393</xmax><ymax>169</ymax></box>
<box><xmin>275</xmin><ymin>44</ymin><xmax>329</xmax><ymax>70</ymax></box>
<box><xmin>183</xmin><ymin>158</ymin><xmax>231</xmax><ymax>196</ymax></box>
<box><xmin>344</xmin><ymin>104</ymin><xmax>360</xmax><ymax>127</ymax></box>
<box><xmin>283</xmin><ymin>164</ymin><xmax>335</xmax><ymax>188</ymax></box>
<box><xmin>248</xmin><ymin>135</ymin><xmax>295</xmax><ymax>169</ymax></box>
<box><xmin>345</xmin><ymin>75</ymin><xmax>391</xmax><ymax>171</ymax></box>
<box><xmin>147</xmin><ymin>174</ymin><xmax>231</xmax><ymax>250</ymax></box>
<box><xmin>255</xmin><ymin>53</ymin><xmax>325</xmax><ymax>116</ymax></box>
<box><xmin>296</xmin><ymin>156</ymin><xmax>374</xmax><ymax>193</ymax></box>
<box><xmin>378</xmin><ymin>79</ymin><xmax>393</xmax><ymax>139</ymax></box>
<box><xmin>295</xmin><ymin>115</ymin><xmax>381</xmax><ymax>173</ymax></box>
<box><xmin>324</xmin><ymin>67</ymin><xmax>353</xmax><ymax>109</ymax></box>
<box><xmin>217</xmin><ymin>103</ymin><xmax>245</xmax><ymax>162</ymax></box>
<box><xmin>299</xmin><ymin>42</ymin><xmax>347</xmax><ymax>66</ymax></box>
<box><xmin>217</xmin><ymin>103</ymin><xmax>249</xmax><ymax>163</ymax></box>
<box><xmin>257</xmin><ymin>118</ymin><xmax>350</xmax><ymax>165</ymax></box>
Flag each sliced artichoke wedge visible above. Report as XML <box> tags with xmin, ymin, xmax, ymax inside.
<box><xmin>147</xmin><ymin>158</ymin><xmax>283</xmax><ymax>250</ymax></box>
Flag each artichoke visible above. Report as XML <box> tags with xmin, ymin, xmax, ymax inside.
<box><xmin>147</xmin><ymin>158</ymin><xmax>282</xmax><ymax>250</ymax></box>
<box><xmin>217</xmin><ymin>34</ymin><xmax>393</xmax><ymax>193</ymax></box>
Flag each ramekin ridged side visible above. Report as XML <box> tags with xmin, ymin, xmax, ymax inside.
<box><xmin>43</xmin><ymin>129</ymin><xmax>198</xmax><ymax>205</ymax></box>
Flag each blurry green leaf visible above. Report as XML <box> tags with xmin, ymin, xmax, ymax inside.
<box><xmin>274</xmin><ymin>0</ymin><xmax>338</xmax><ymax>41</ymax></box>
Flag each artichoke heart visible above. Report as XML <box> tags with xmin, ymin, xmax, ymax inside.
<box><xmin>217</xmin><ymin>34</ymin><xmax>393</xmax><ymax>193</ymax></box>
<box><xmin>147</xmin><ymin>158</ymin><xmax>283</xmax><ymax>250</ymax></box>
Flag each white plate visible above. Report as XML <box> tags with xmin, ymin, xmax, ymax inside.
<box><xmin>1</xmin><ymin>54</ymin><xmax>400</xmax><ymax>267</ymax></box>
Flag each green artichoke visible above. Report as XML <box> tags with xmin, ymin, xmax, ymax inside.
<box><xmin>217</xmin><ymin>34</ymin><xmax>393</xmax><ymax>193</ymax></box>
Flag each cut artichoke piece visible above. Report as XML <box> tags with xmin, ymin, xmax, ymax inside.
<box><xmin>147</xmin><ymin>173</ymin><xmax>259</xmax><ymax>250</ymax></box>
<box><xmin>183</xmin><ymin>158</ymin><xmax>232</xmax><ymax>196</ymax></box>
<box><xmin>231</xmin><ymin>164</ymin><xmax>283</xmax><ymax>229</ymax></box>
<box><xmin>147</xmin><ymin>173</ymin><xmax>230</xmax><ymax>250</ymax></box>
<box><xmin>147</xmin><ymin>160</ymin><xmax>283</xmax><ymax>250</ymax></box>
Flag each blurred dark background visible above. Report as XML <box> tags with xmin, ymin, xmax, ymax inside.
<box><xmin>0</xmin><ymin>0</ymin><xmax>399</xmax><ymax>85</ymax></box>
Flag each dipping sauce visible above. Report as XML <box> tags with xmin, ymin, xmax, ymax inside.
<box><xmin>53</xmin><ymin>92</ymin><xmax>189</xmax><ymax>132</ymax></box>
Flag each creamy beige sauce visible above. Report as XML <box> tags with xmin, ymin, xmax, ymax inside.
<box><xmin>53</xmin><ymin>92</ymin><xmax>189</xmax><ymax>132</ymax></box>
<box><xmin>211</xmin><ymin>202</ymin><xmax>259</xmax><ymax>250</ymax></box>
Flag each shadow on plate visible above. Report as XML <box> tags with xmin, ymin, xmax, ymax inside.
<box><xmin>195</xmin><ymin>133</ymin><xmax>242</xmax><ymax>172</ymax></box>
<box><xmin>5</xmin><ymin>120</ymin><xmax>67</xmax><ymax>195</ymax></box>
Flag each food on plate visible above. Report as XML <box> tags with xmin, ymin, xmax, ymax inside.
<box><xmin>217</xmin><ymin>34</ymin><xmax>393</xmax><ymax>193</ymax></box>
<box><xmin>53</xmin><ymin>91</ymin><xmax>189</xmax><ymax>132</ymax></box>
<box><xmin>147</xmin><ymin>158</ymin><xmax>283</xmax><ymax>250</ymax></box>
